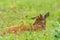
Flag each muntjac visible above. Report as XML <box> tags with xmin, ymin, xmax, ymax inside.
<box><xmin>1</xmin><ymin>12</ymin><xmax>49</xmax><ymax>35</ymax></box>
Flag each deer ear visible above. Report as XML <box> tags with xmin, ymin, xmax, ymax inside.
<box><xmin>40</xmin><ymin>14</ymin><xmax>42</xmax><ymax>18</ymax></box>
<box><xmin>44</xmin><ymin>12</ymin><xmax>49</xmax><ymax>18</ymax></box>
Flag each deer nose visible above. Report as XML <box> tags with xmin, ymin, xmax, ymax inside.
<box><xmin>42</xmin><ymin>25</ymin><xmax>45</xmax><ymax>27</ymax></box>
<box><xmin>42</xmin><ymin>21</ymin><xmax>46</xmax><ymax>24</ymax></box>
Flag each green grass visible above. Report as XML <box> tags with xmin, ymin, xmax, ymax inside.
<box><xmin>0</xmin><ymin>0</ymin><xmax>60</xmax><ymax>40</ymax></box>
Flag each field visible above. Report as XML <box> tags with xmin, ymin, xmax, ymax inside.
<box><xmin>0</xmin><ymin>0</ymin><xmax>60</xmax><ymax>40</ymax></box>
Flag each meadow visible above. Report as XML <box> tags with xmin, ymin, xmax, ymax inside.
<box><xmin>0</xmin><ymin>0</ymin><xmax>60</xmax><ymax>40</ymax></box>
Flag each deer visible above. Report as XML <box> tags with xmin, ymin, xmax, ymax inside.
<box><xmin>0</xmin><ymin>12</ymin><xmax>49</xmax><ymax>35</ymax></box>
<box><xmin>33</xmin><ymin>12</ymin><xmax>49</xmax><ymax>31</ymax></box>
<box><xmin>15</xmin><ymin>12</ymin><xmax>49</xmax><ymax>33</ymax></box>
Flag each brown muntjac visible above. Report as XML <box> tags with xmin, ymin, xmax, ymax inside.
<box><xmin>1</xmin><ymin>12</ymin><xmax>49</xmax><ymax>35</ymax></box>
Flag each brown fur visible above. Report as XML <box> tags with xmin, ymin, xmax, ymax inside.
<box><xmin>3</xmin><ymin>25</ymin><xmax>20</xmax><ymax>35</ymax></box>
<box><xmin>0</xmin><ymin>12</ymin><xmax>49</xmax><ymax>35</ymax></box>
<box><xmin>1</xmin><ymin>24</ymin><xmax>31</xmax><ymax>35</ymax></box>
<box><xmin>33</xmin><ymin>12</ymin><xmax>49</xmax><ymax>30</ymax></box>
<box><xmin>33</xmin><ymin>15</ymin><xmax>46</xmax><ymax>30</ymax></box>
<box><xmin>20</xmin><ymin>24</ymin><xmax>31</xmax><ymax>31</ymax></box>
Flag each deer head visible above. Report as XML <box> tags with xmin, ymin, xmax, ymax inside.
<box><xmin>33</xmin><ymin>12</ymin><xmax>49</xmax><ymax>31</ymax></box>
